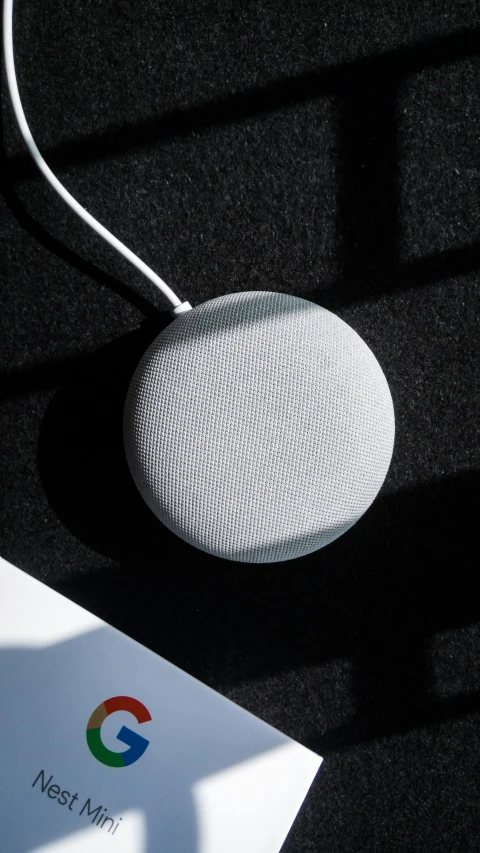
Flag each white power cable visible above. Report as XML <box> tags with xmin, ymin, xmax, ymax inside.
<box><xmin>2</xmin><ymin>0</ymin><xmax>192</xmax><ymax>315</ymax></box>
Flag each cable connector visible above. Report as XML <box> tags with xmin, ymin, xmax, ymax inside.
<box><xmin>171</xmin><ymin>301</ymin><xmax>193</xmax><ymax>317</ymax></box>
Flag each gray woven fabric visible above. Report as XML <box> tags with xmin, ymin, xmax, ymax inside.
<box><xmin>124</xmin><ymin>292</ymin><xmax>395</xmax><ymax>562</ymax></box>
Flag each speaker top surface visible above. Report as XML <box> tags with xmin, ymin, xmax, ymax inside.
<box><xmin>124</xmin><ymin>291</ymin><xmax>395</xmax><ymax>563</ymax></box>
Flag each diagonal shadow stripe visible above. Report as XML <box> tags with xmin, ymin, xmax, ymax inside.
<box><xmin>1</xmin><ymin>235</ymin><xmax>478</xmax><ymax>404</ymax></box>
<box><xmin>318</xmin><ymin>240</ymin><xmax>480</xmax><ymax>309</ymax></box>
<box><xmin>5</xmin><ymin>25</ymin><xmax>480</xmax><ymax>181</ymax></box>
<box><xmin>307</xmin><ymin>688</ymin><xmax>480</xmax><ymax>755</ymax></box>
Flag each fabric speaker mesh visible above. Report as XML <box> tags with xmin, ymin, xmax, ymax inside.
<box><xmin>124</xmin><ymin>291</ymin><xmax>395</xmax><ymax>563</ymax></box>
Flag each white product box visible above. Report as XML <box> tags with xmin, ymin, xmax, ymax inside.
<box><xmin>0</xmin><ymin>556</ymin><xmax>321</xmax><ymax>853</ymax></box>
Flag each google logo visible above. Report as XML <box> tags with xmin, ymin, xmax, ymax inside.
<box><xmin>86</xmin><ymin>696</ymin><xmax>151</xmax><ymax>768</ymax></box>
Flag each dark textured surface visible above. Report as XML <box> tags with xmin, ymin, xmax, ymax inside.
<box><xmin>1</xmin><ymin>1</ymin><xmax>479</xmax><ymax>850</ymax></box>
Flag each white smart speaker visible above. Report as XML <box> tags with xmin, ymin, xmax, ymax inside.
<box><xmin>123</xmin><ymin>291</ymin><xmax>395</xmax><ymax>562</ymax></box>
